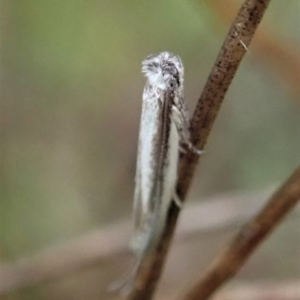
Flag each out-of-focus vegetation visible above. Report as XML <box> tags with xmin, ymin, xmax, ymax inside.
<box><xmin>1</xmin><ymin>1</ymin><xmax>299</xmax><ymax>299</ymax></box>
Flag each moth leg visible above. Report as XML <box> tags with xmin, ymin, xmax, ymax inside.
<box><xmin>173</xmin><ymin>192</ymin><xmax>183</xmax><ymax>208</ymax></box>
<box><xmin>171</xmin><ymin>105</ymin><xmax>204</xmax><ymax>155</ymax></box>
<box><xmin>179</xmin><ymin>145</ymin><xmax>188</xmax><ymax>154</ymax></box>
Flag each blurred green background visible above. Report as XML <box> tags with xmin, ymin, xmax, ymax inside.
<box><xmin>1</xmin><ymin>1</ymin><xmax>299</xmax><ymax>299</ymax></box>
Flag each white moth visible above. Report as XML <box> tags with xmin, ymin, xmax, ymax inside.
<box><xmin>131</xmin><ymin>52</ymin><xmax>199</xmax><ymax>254</ymax></box>
<box><xmin>112</xmin><ymin>52</ymin><xmax>200</xmax><ymax>293</ymax></box>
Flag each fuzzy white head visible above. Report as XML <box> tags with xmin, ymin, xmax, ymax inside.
<box><xmin>142</xmin><ymin>52</ymin><xmax>184</xmax><ymax>91</ymax></box>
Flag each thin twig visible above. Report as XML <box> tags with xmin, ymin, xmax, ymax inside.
<box><xmin>182</xmin><ymin>166</ymin><xmax>300</xmax><ymax>300</ymax></box>
<box><xmin>127</xmin><ymin>0</ymin><xmax>271</xmax><ymax>299</ymax></box>
<box><xmin>1</xmin><ymin>187</ymin><xmax>298</xmax><ymax>296</ymax></box>
<box><xmin>210</xmin><ymin>281</ymin><xmax>300</xmax><ymax>300</ymax></box>
<box><xmin>205</xmin><ymin>0</ymin><xmax>300</xmax><ymax>98</ymax></box>
<box><xmin>0</xmin><ymin>189</ymin><xmax>281</xmax><ymax>295</ymax></box>
<box><xmin>162</xmin><ymin>281</ymin><xmax>300</xmax><ymax>300</ymax></box>
<box><xmin>0</xmin><ymin>220</ymin><xmax>130</xmax><ymax>295</ymax></box>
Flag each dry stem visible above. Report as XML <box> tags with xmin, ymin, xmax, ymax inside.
<box><xmin>182</xmin><ymin>166</ymin><xmax>300</xmax><ymax>300</ymax></box>
<box><xmin>211</xmin><ymin>280</ymin><xmax>300</xmax><ymax>300</ymax></box>
<box><xmin>0</xmin><ymin>189</ymin><xmax>279</xmax><ymax>295</ymax></box>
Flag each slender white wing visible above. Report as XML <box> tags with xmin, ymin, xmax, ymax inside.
<box><xmin>131</xmin><ymin>87</ymin><xmax>162</xmax><ymax>254</ymax></box>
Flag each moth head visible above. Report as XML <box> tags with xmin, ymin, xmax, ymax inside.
<box><xmin>142</xmin><ymin>52</ymin><xmax>184</xmax><ymax>90</ymax></box>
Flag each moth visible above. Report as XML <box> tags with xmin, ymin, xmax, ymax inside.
<box><xmin>113</xmin><ymin>52</ymin><xmax>200</xmax><ymax>293</ymax></box>
<box><xmin>131</xmin><ymin>51</ymin><xmax>200</xmax><ymax>254</ymax></box>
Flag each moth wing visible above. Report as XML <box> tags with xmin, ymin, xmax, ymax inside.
<box><xmin>153</xmin><ymin>92</ymin><xmax>180</xmax><ymax>228</ymax></box>
<box><xmin>132</xmin><ymin>140</ymin><xmax>142</xmax><ymax>228</ymax></box>
<box><xmin>131</xmin><ymin>90</ymin><xmax>162</xmax><ymax>252</ymax></box>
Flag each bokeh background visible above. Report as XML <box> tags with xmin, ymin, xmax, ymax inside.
<box><xmin>1</xmin><ymin>1</ymin><xmax>299</xmax><ymax>299</ymax></box>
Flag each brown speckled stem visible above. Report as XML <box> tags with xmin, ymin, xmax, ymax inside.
<box><xmin>178</xmin><ymin>0</ymin><xmax>271</xmax><ymax>200</ymax></box>
<box><xmin>127</xmin><ymin>0</ymin><xmax>271</xmax><ymax>299</ymax></box>
<box><xmin>182</xmin><ymin>166</ymin><xmax>300</xmax><ymax>300</ymax></box>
